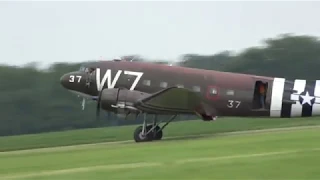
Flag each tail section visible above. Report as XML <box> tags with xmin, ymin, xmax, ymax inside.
<box><xmin>270</xmin><ymin>78</ymin><xmax>320</xmax><ymax>118</ymax></box>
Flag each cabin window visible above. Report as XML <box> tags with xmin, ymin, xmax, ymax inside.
<box><xmin>143</xmin><ymin>80</ymin><xmax>151</xmax><ymax>86</ymax></box>
<box><xmin>206</xmin><ymin>86</ymin><xmax>219</xmax><ymax>100</ymax></box>
<box><xmin>209</xmin><ymin>87</ymin><xmax>218</xmax><ymax>95</ymax></box>
<box><xmin>192</xmin><ymin>86</ymin><xmax>201</xmax><ymax>92</ymax></box>
<box><xmin>160</xmin><ymin>82</ymin><xmax>168</xmax><ymax>88</ymax></box>
<box><xmin>226</xmin><ymin>89</ymin><xmax>234</xmax><ymax>96</ymax></box>
<box><xmin>177</xmin><ymin>84</ymin><xmax>184</xmax><ymax>88</ymax></box>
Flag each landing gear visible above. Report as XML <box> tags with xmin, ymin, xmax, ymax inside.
<box><xmin>133</xmin><ymin>114</ymin><xmax>177</xmax><ymax>142</ymax></box>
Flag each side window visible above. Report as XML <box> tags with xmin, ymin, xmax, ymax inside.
<box><xmin>160</xmin><ymin>82</ymin><xmax>168</xmax><ymax>88</ymax></box>
<box><xmin>192</xmin><ymin>86</ymin><xmax>201</xmax><ymax>92</ymax></box>
<box><xmin>207</xmin><ymin>86</ymin><xmax>219</xmax><ymax>100</ymax></box>
<box><xmin>209</xmin><ymin>87</ymin><xmax>218</xmax><ymax>95</ymax></box>
<box><xmin>177</xmin><ymin>84</ymin><xmax>184</xmax><ymax>88</ymax></box>
<box><xmin>143</xmin><ymin>80</ymin><xmax>151</xmax><ymax>86</ymax></box>
<box><xmin>226</xmin><ymin>89</ymin><xmax>234</xmax><ymax>96</ymax></box>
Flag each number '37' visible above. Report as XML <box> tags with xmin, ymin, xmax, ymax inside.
<box><xmin>227</xmin><ymin>100</ymin><xmax>241</xmax><ymax>108</ymax></box>
<box><xmin>69</xmin><ymin>75</ymin><xmax>82</xmax><ymax>83</ymax></box>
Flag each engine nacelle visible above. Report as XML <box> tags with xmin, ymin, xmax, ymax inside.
<box><xmin>100</xmin><ymin>88</ymin><xmax>150</xmax><ymax>114</ymax></box>
<box><xmin>197</xmin><ymin>113</ymin><xmax>218</xmax><ymax>121</ymax></box>
<box><xmin>194</xmin><ymin>102</ymin><xmax>218</xmax><ymax>121</ymax></box>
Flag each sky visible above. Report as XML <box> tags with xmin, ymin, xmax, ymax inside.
<box><xmin>0</xmin><ymin>1</ymin><xmax>320</xmax><ymax>67</ymax></box>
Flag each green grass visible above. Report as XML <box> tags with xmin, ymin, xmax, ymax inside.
<box><xmin>1</xmin><ymin>117</ymin><xmax>320</xmax><ymax>152</ymax></box>
<box><xmin>1</xmin><ymin>127</ymin><xmax>320</xmax><ymax>179</ymax></box>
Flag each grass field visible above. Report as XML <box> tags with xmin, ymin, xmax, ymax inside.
<box><xmin>1</xmin><ymin>126</ymin><xmax>320</xmax><ymax>179</ymax></box>
<box><xmin>2</xmin><ymin>117</ymin><xmax>320</xmax><ymax>151</ymax></box>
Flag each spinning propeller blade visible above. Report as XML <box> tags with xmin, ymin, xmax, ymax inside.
<box><xmin>81</xmin><ymin>98</ymin><xmax>86</xmax><ymax>110</ymax></box>
<box><xmin>96</xmin><ymin>89</ymin><xmax>103</xmax><ymax>120</ymax></box>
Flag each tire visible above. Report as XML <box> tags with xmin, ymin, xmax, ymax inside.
<box><xmin>153</xmin><ymin>126</ymin><xmax>163</xmax><ymax>140</ymax></box>
<box><xmin>133</xmin><ymin>126</ymin><xmax>150</xmax><ymax>142</ymax></box>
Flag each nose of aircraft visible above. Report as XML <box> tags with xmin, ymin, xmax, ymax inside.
<box><xmin>60</xmin><ymin>73</ymin><xmax>70</xmax><ymax>89</ymax></box>
<box><xmin>60</xmin><ymin>71</ymin><xmax>89</xmax><ymax>90</ymax></box>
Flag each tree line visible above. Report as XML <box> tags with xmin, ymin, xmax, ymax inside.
<box><xmin>1</xmin><ymin>33</ymin><xmax>319</xmax><ymax>136</ymax></box>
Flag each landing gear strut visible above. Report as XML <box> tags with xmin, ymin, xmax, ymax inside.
<box><xmin>133</xmin><ymin>114</ymin><xmax>177</xmax><ymax>142</ymax></box>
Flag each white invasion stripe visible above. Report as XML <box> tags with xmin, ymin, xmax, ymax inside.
<box><xmin>290</xmin><ymin>79</ymin><xmax>306</xmax><ymax>117</ymax></box>
<box><xmin>270</xmin><ymin>78</ymin><xmax>285</xmax><ymax>117</ymax></box>
<box><xmin>312</xmin><ymin>80</ymin><xmax>320</xmax><ymax>116</ymax></box>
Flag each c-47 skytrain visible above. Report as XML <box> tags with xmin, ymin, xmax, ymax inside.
<box><xmin>60</xmin><ymin>59</ymin><xmax>320</xmax><ymax>142</ymax></box>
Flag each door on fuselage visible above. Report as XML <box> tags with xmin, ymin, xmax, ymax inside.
<box><xmin>252</xmin><ymin>80</ymin><xmax>270</xmax><ymax>110</ymax></box>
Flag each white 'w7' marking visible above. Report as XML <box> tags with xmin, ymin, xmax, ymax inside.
<box><xmin>96</xmin><ymin>68</ymin><xmax>144</xmax><ymax>91</ymax></box>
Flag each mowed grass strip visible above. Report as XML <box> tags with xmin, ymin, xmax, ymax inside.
<box><xmin>1</xmin><ymin>117</ymin><xmax>320</xmax><ymax>151</ymax></box>
<box><xmin>1</xmin><ymin>127</ymin><xmax>320</xmax><ymax>180</ymax></box>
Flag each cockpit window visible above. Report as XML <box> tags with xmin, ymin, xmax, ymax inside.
<box><xmin>79</xmin><ymin>66</ymin><xmax>86</xmax><ymax>72</ymax></box>
<box><xmin>88</xmin><ymin>68</ymin><xmax>95</xmax><ymax>74</ymax></box>
<box><xmin>79</xmin><ymin>65</ymin><xmax>96</xmax><ymax>74</ymax></box>
<box><xmin>79</xmin><ymin>61</ymin><xmax>99</xmax><ymax>72</ymax></box>
<box><xmin>79</xmin><ymin>65</ymin><xmax>92</xmax><ymax>72</ymax></box>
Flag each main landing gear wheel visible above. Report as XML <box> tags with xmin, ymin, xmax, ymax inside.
<box><xmin>133</xmin><ymin>126</ymin><xmax>149</xmax><ymax>142</ymax></box>
<box><xmin>133</xmin><ymin>125</ymin><xmax>162</xmax><ymax>142</ymax></box>
<box><xmin>152</xmin><ymin>125</ymin><xmax>163</xmax><ymax>140</ymax></box>
<box><xmin>133</xmin><ymin>114</ymin><xmax>177</xmax><ymax>143</ymax></box>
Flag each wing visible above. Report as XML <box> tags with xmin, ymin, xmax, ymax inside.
<box><xmin>134</xmin><ymin>87</ymin><xmax>218</xmax><ymax>120</ymax></box>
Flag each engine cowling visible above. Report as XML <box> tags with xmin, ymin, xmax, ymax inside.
<box><xmin>99</xmin><ymin>88</ymin><xmax>150</xmax><ymax>114</ymax></box>
<box><xmin>194</xmin><ymin>102</ymin><xmax>218</xmax><ymax>121</ymax></box>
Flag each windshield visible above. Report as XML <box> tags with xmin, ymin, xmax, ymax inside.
<box><xmin>79</xmin><ymin>65</ymin><xmax>96</xmax><ymax>76</ymax></box>
<box><xmin>79</xmin><ymin>66</ymin><xmax>87</xmax><ymax>72</ymax></box>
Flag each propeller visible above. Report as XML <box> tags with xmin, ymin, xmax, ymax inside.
<box><xmin>96</xmin><ymin>89</ymin><xmax>103</xmax><ymax>120</ymax></box>
<box><xmin>81</xmin><ymin>98</ymin><xmax>86</xmax><ymax>110</ymax></box>
<box><xmin>96</xmin><ymin>90</ymin><xmax>114</xmax><ymax>123</ymax></box>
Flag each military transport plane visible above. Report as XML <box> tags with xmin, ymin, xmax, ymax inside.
<box><xmin>60</xmin><ymin>59</ymin><xmax>320</xmax><ymax>142</ymax></box>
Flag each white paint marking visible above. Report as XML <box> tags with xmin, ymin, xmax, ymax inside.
<box><xmin>291</xmin><ymin>79</ymin><xmax>306</xmax><ymax>117</ymax></box>
<box><xmin>96</xmin><ymin>68</ymin><xmax>122</xmax><ymax>91</ymax></box>
<box><xmin>123</xmin><ymin>70</ymin><xmax>144</xmax><ymax>90</ymax></box>
<box><xmin>2</xmin><ymin>148</ymin><xmax>320</xmax><ymax>180</ymax></box>
<box><xmin>95</xmin><ymin>68</ymin><xmax>144</xmax><ymax>91</ymax></box>
<box><xmin>176</xmin><ymin>148</ymin><xmax>320</xmax><ymax>164</ymax></box>
<box><xmin>0</xmin><ymin>162</ymin><xmax>162</xmax><ymax>180</ymax></box>
<box><xmin>313</xmin><ymin>80</ymin><xmax>320</xmax><ymax>116</ymax></box>
<box><xmin>270</xmin><ymin>77</ymin><xmax>285</xmax><ymax>117</ymax></box>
